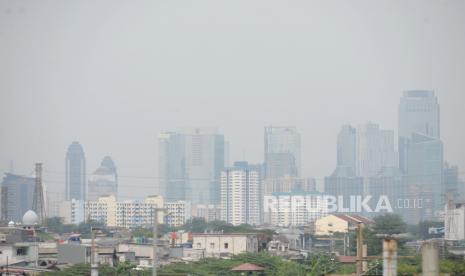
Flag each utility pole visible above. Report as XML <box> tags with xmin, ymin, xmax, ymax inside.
<box><xmin>152</xmin><ymin>209</ymin><xmax>158</xmax><ymax>276</ymax></box>
<box><xmin>356</xmin><ymin>223</ymin><xmax>364</xmax><ymax>275</ymax></box>
<box><xmin>151</xmin><ymin>206</ymin><xmax>169</xmax><ymax>276</ymax></box>
<box><xmin>91</xmin><ymin>227</ymin><xmax>99</xmax><ymax>276</ymax></box>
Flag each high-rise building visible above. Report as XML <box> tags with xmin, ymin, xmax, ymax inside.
<box><xmin>158</xmin><ymin>128</ymin><xmax>224</xmax><ymax>205</ymax></box>
<box><xmin>263</xmin><ymin>176</ymin><xmax>316</xmax><ymax>195</ymax></box>
<box><xmin>399</xmin><ymin>90</ymin><xmax>440</xmax><ymax>172</ymax></box>
<box><xmin>444</xmin><ymin>163</ymin><xmax>459</xmax><ymax>196</ymax></box>
<box><xmin>65</xmin><ymin>142</ymin><xmax>86</xmax><ymax>201</ymax></box>
<box><xmin>87</xmin><ymin>156</ymin><xmax>118</xmax><ymax>201</ymax></box>
<box><xmin>264</xmin><ymin>126</ymin><xmax>301</xmax><ymax>179</ymax></box>
<box><xmin>398</xmin><ymin>91</ymin><xmax>443</xmax><ymax>221</ymax></box>
<box><xmin>337</xmin><ymin>125</ymin><xmax>357</xmax><ymax>174</ymax></box>
<box><xmin>324</xmin><ymin>166</ymin><xmax>364</xmax><ymax>207</ymax></box>
<box><xmin>263</xmin><ymin>192</ymin><xmax>328</xmax><ymax>226</ymax></box>
<box><xmin>158</xmin><ymin>132</ymin><xmax>186</xmax><ymax>201</ymax></box>
<box><xmin>404</xmin><ymin>133</ymin><xmax>444</xmax><ymax>221</ymax></box>
<box><xmin>220</xmin><ymin>162</ymin><xmax>261</xmax><ymax>226</ymax></box>
<box><xmin>356</xmin><ymin>123</ymin><xmax>397</xmax><ymax>178</ymax></box>
<box><xmin>367</xmin><ymin>167</ymin><xmax>405</xmax><ymax>218</ymax></box>
<box><xmin>1</xmin><ymin>173</ymin><xmax>35</xmax><ymax>222</ymax></box>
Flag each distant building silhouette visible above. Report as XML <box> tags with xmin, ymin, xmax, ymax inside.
<box><xmin>65</xmin><ymin>141</ymin><xmax>86</xmax><ymax>201</ymax></box>
<box><xmin>356</xmin><ymin>123</ymin><xmax>397</xmax><ymax>178</ymax></box>
<box><xmin>399</xmin><ymin>90</ymin><xmax>440</xmax><ymax>172</ymax></box>
<box><xmin>398</xmin><ymin>91</ymin><xmax>443</xmax><ymax>221</ymax></box>
<box><xmin>264</xmin><ymin>126</ymin><xmax>301</xmax><ymax>179</ymax></box>
<box><xmin>1</xmin><ymin>173</ymin><xmax>35</xmax><ymax>222</ymax></box>
<box><xmin>337</xmin><ymin>125</ymin><xmax>357</xmax><ymax>174</ymax></box>
<box><xmin>88</xmin><ymin>156</ymin><xmax>118</xmax><ymax>201</ymax></box>
<box><xmin>159</xmin><ymin>127</ymin><xmax>224</xmax><ymax>205</ymax></box>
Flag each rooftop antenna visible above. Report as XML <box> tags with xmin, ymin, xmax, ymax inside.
<box><xmin>32</xmin><ymin>163</ymin><xmax>46</xmax><ymax>224</ymax></box>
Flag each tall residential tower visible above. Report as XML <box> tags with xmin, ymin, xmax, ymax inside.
<box><xmin>220</xmin><ymin>162</ymin><xmax>261</xmax><ymax>226</ymax></box>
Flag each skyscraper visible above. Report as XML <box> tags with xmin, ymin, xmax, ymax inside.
<box><xmin>1</xmin><ymin>173</ymin><xmax>35</xmax><ymax>222</ymax></box>
<box><xmin>398</xmin><ymin>91</ymin><xmax>443</xmax><ymax>221</ymax></box>
<box><xmin>264</xmin><ymin>126</ymin><xmax>301</xmax><ymax>179</ymax></box>
<box><xmin>356</xmin><ymin>123</ymin><xmax>397</xmax><ymax>178</ymax></box>
<box><xmin>158</xmin><ymin>128</ymin><xmax>224</xmax><ymax>205</ymax></box>
<box><xmin>158</xmin><ymin>132</ymin><xmax>186</xmax><ymax>201</ymax></box>
<box><xmin>404</xmin><ymin>133</ymin><xmax>444</xmax><ymax>221</ymax></box>
<box><xmin>88</xmin><ymin>156</ymin><xmax>118</xmax><ymax>201</ymax></box>
<box><xmin>324</xmin><ymin>166</ymin><xmax>364</xmax><ymax>207</ymax></box>
<box><xmin>220</xmin><ymin>161</ymin><xmax>261</xmax><ymax>226</ymax></box>
<box><xmin>337</xmin><ymin>125</ymin><xmax>357</xmax><ymax>174</ymax></box>
<box><xmin>399</xmin><ymin>90</ymin><xmax>440</xmax><ymax>171</ymax></box>
<box><xmin>65</xmin><ymin>141</ymin><xmax>86</xmax><ymax>201</ymax></box>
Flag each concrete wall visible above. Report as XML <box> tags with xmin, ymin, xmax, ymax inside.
<box><xmin>57</xmin><ymin>244</ymin><xmax>90</xmax><ymax>265</ymax></box>
<box><xmin>192</xmin><ymin>234</ymin><xmax>258</xmax><ymax>258</ymax></box>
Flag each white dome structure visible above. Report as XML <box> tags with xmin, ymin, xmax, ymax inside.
<box><xmin>8</xmin><ymin>221</ymin><xmax>15</xmax><ymax>227</ymax></box>
<box><xmin>22</xmin><ymin>210</ymin><xmax>39</xmax><ymax>225</ymax></box>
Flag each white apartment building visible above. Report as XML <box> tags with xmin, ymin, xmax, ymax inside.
<box><xmin>85</xmin><ymin>195</ymin><xmax>165</xmax><ymax>228</ymax></box>
<box><xmin>263</xmin><ymin>192</ymin><xmax>328</xmax><ymax>227</ymax></box>
<box><xmin>220</xmin><ymin>162</ymin><xmax>260</xmax><ymax>226</ymax></box>
<box><xmin>59</xmin><ymin>199</ymin><xmax>85</xmax><ymax>224</ymax></box>
<box><xmin>165</xmin><ymin>200</ymin><xmax>191</xmax><ymax>227</ymax></box>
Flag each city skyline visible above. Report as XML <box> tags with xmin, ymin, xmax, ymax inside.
<box><xmin>1</xmin><ymin>1</ymin><xmax>465</xmax><ymax>202</ymax></box>
<box><xmin>1</xmin><ymin>90</ymin><xmax>462</xmax><ymax>202</ymax></box>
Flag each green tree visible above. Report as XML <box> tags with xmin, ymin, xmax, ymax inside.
<box><xmin>365</xmin><ymin>214</ymin><xmax>407</xmax><ymax>256</ymax></box>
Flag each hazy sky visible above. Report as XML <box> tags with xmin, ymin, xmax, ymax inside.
<box><xmin>1</xmin><ymin>0</ymin><xmax>464</xmax><ymax>201</ymax></box>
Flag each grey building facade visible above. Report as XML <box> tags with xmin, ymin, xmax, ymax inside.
<box><xmin>337</xmin><ymin>125</ymin><xmax>357</xmax><ymax>174</ymax></box>
<box><xmin>87</xmin><ymin>156</ymin><xmax>118</xmax><ymax>201</ymax></box>
<box><xmin>65</xmin><ymin>141</ymin><xmax>86</xmax><ymax>201</ymax></box>
<box><xmin>264</xmin><ymin>126</ymin><xmax>301</xmax><ymax>179</ymax></box>
<box><xmin>159</xmin><ymin>128</ymin><xmax>224</xmax><ymax>205</ymax></box>
<box><xmin>1</xmin><ymin>173</ymin><xmax>35</xmax><ymax>222</ymax></box>
<box><xmin>398</xmin><ymin>91</ymin><xmax>443</xmax><ymax>221</ymax></box>
<box><xmin>398</xmin><ymin>90</ymin><xmax>440</xmax><ymax>172</ymax></box>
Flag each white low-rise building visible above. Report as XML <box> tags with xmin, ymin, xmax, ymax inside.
<box><xmin>445</xmin><ymin>202</ymin><xmax>465</xmax><ymax>241</ymax></box>
<box><xmin>263</xmin><ymin>192</ymin><xmax>328</xmax><ymax>226</ymax></box>
<box><xmin>192</xmin><ymin>233</ymin><xmax>258</xmax><ymax>258</ymax></box>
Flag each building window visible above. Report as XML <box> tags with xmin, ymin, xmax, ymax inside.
<box><xmin>210</xmin><ymin>242</ymin><xmax>215</xmax><ymax>249</ymax></box>
<box><xmin>196</xmin><ymin>243</ymin><xmax>201</xmax><ymax>248</ymax></box>
<box><xmin>16</xmin><ymin>247</ymin><xmax>28</xmax><ymax>256</ymax></box>
<box><xmin>224</xmin><ymin>243</ymin><xmax>228</xmax><ymax>249</ymax></box>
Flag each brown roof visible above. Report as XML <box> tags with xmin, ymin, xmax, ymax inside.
<box><xmin>231</xmin><ymin>263</ymin><xmax>265</xmax><ymax>272</ymax></box>
<box><xmin>338</xmin><ymin>256</ymin><xmax>357</xmax><ymax>263</ymax></box>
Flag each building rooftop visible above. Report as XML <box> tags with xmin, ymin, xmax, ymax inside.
<box><xmin>231</xmin><ymin>263</ymin><xmax>265</xmax><ymax>272</ymax></box>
